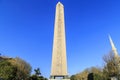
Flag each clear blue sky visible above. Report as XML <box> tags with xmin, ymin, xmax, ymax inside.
<box><xmin>0</xmin><ymin>0</ymin><xmax>120</xmax><ymax>78</ymax></box>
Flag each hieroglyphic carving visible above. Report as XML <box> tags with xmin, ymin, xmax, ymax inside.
<box><xmin>51</xmin><ymin>2</ymin><xmax>68</xmax><ymax>77</ymax></box>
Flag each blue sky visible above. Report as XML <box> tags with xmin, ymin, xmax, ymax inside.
<box><xmin>0</xmin><ymin>0</ymin><xmax>120</xmax><ymax>78</ymax></box>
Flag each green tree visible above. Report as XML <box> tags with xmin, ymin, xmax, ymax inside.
<box><xmin>103</xmin><ymin>52</ymin><xmax>120</xmax><ymax>79</ymax></box>
<box><xmin>34</xmin><ymin>68</ymin><xmax>41</xmax><ymax>76</ymax></box>
<box><xmin>70</xmin><ymin>75</ymin><xmax>77</xmax><ymax>80</ymax></box>
<box><xmin>88</xmin><ymin>73</ymin><xmax>94</xmax><ymax>80</ymax></box>
<box><xmin>87</xmin><ymin>67</ymin><xmax>106</xmax><ymax>80</ymax></box>
<box><xmin>29</xmin><ymin>68</ymin><xmax>48</xmax><ymax>80</ymax></box>
<box><xmin>71</xmin><ymin>67</ymin><xmax>105</xmax><ymax>80</ymax></box>
<box><xmin>14</xmin><ymin>57</ymin><xmax>32</xmax><ymax>80</ymax></box>
<box><xmin>70</xmin><ymin>68</ymin><xmax>89</xmax><ymax>80</ymax></box>
<box><xmin>0</xmin><ymin>59</ymin><xmax>16</xmax><ymax>80</ymax></box>
<box><xmin>0</xmin><ymin>56</ymin><xmax>32</xmax><ymax>80</ymax></box>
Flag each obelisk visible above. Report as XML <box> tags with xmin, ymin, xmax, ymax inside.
<box><xmin>109</xmin><ymin>35</ymin><xmax>119</xmax><ymax>57</ymax></box>
<box><xmin>50</xmin><ymin>2</ymin><xmax>69</xmax><ymax>79</ymax></box>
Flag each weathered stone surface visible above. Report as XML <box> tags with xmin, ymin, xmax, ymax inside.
<box><xmin>50</xmin><ymin>2</ymin><xmax>68</xmax><ymax>78</ymax></box>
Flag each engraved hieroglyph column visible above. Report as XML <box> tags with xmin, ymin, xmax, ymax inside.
<box><xmin>50</xmin><ymin>2</ymin><xmax>68</xmax><ymax>79</ymax></box>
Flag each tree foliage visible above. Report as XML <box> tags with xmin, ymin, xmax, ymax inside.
<box><xmin>0</xmin><ymin>60</ymin><xmax>16</xmax><ymax>80</ymax></box>
<box><xmin>34</xmin><ymin>68</ymin><xmax>41</xmax><ymax>76</ymax></box>
<box><xmin>103</xmin><ymin>52</ymin><xmax>120</xmax><ymax>79</ymax></box>
<box><xmin>0</xmin><ymin>56</ymin><xmax>48</xmax><ymax>80</ymax></box>
<box><xmin>0</xmin><ymin>56</ymin><xmax>32</xmax><ymax>80</ymax></box>
<box><xmin>29</xmin><ymin>68</ymin><xmax>48</xmax><ymax>80</ymax></box>
<box><xmin>70</xmin><ymin>67</ymin><xmax>104</xmax><ymax>80</ymax></box>
<box><xmin>70</xmin><ymin>75</ymin><xmax>77</xmax><ymax>80</ymax></box>
<box><xmin>14</xmin><ymin>57</ymin><xmax>32</xmax><ymax>80</ymax></box>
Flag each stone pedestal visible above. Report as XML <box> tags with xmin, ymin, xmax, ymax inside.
<box><xmin>111</xmin><ymin>77</ymin><xmax>117</xmax><ymax>80</ymax></box>
<box><xmin>50</xmin><ymin>79</ymin><xmax>70</xmax><ymax>80</ymax></box>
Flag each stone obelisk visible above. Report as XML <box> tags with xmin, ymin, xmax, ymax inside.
<box><xmin>109</xmin><ymin>35</ymin><xmax>119</xmax><ymax>57</ymax></box>
<box><xmin>50</xmin><ymin>2</ymin><xmax>69</xmax><ymax>79</ymax></box>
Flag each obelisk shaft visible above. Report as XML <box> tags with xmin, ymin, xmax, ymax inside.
<box><xmin>50</xmin><ymin>2</ymin><xmax>68</xmax><ymax>78</ymax></box>
<box><xmin>109</xmin><ymin>35</ymin><xmax>118</xmax><ymax>57</ymax></box>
